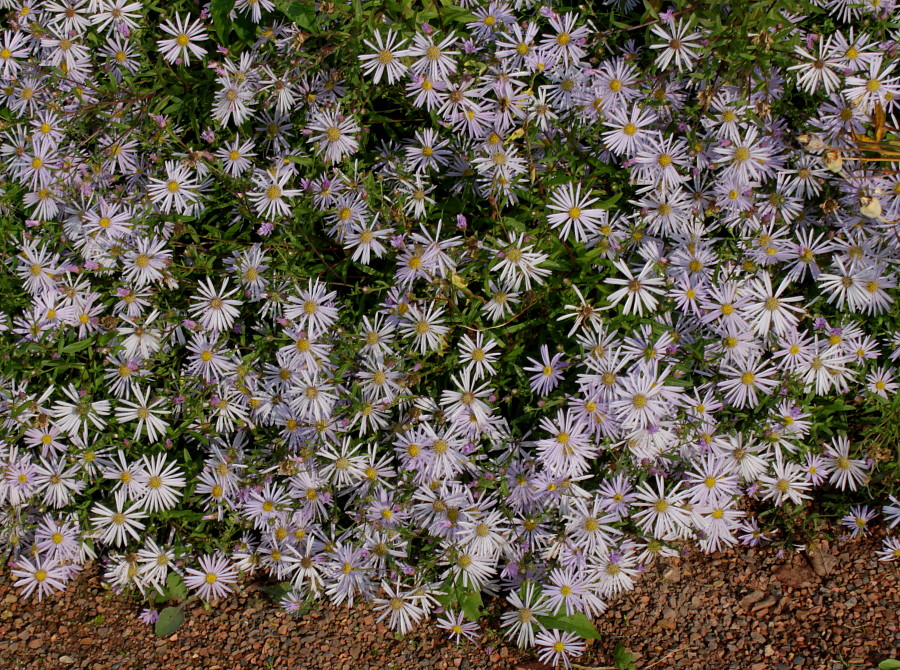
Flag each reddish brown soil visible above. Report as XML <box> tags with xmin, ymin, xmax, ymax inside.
<box><xmin>0</xmin><ymin>534</ymin><xmax>897</xmax><ymax>670</ymax></box>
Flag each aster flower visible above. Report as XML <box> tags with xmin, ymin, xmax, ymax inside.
<box><xmin>437</xmin><ymin>609</ymin><xmax>480</xmax><ymax>643</ymax></box>
<box><xmin>249</xmin><ymin>167</ymin><xmax>301</xmax><ymax>219</ymax></box>
<box><xmin>406</xmin><ymin>30</ymin><xmax>459</xmax><ymax>81</ymax></box>
<box><xmin>649</xmin><ymin>19</ymin><xmax>703</xmax><ymax>72</ymax></box>
<box><xmin>184</xmin><ymin>553</ymin><xmax>239</xmax><ymax>601</ymax></box>
<box><xmin>877</xmin><ymin>537</ymin><xmax>900</xmax><ymax>563</ymax></box>
<box><xmin>758</xmin><ymin>456</ymin><xmax>812</xmax><ymax>506</ymax></box>
<box><xmin>500</xmin><ymin>581</ymin><xmax>550</xmax><ymax>649</ymax></box>
<box><xmin>743</xmin><ymin>271</ymin><xmax>806</xmax><ymax>338</ymax></box>
<box><xmin>372</xmin><ymin>580</ymin><xmax>427</xmax><ymax>634</ymax></box>
<box><xmin>546</xmin><ymin>183</ymin><xmax>607</xmax><ymax>244</ymax></box>
<box><xmin>11</xmin><ymin>556</ymin><xmax>69</xmax><ymax>602</ymax></box>
<box><xmin>603</xmin><ymin>259</ymin><xmax>666</xmax><ymax>317</ymax></box>
<box><xmin>157</xmin><ymin>13</ymin><xmax>207</xmax><ymax>65</ymax></box>
<box><xmin>360</xmin><ymin>29</ymin><xmax>409</xmax><ymax>84</ymax></box>
<box><xmin>91</xmin><ymin>491</ymin><xmax>148</xmax><ymax>547</ymax></box>
<box><xmin>840</xmin><ymin>505</ymin><xmax>876</xmax><ymax>538</ymax></box>
<box><xmin>284</xmin><ymin>278</ymin><xmax>339</xmax><ymax>337</ymax></box>
<box><xmin>146</xmin><ymin>160</ymin><xmax>202</xmax><ymax>214</ymax></box>
<box><xmin>632</xmin><ymin>476</ymin><xmax>694</xmax><ymax>539</ymax></box>
<box><xmin>491</xmin><ymin>233</ymin><xmax>551</xmax><ymax>290</ymax></box>
<box><xmin>188</xmin><ymin>278</ymin><xmax>242</xmax><ymax>333</ymax></box>
<box><xmin>399</xmin><ymin>303</ymin><xmax>449</xmax><ymax>355</ymax></box>
<box><xmin>788</xmin><ymin>37</ymin><xmax>842</xmax><ymax>94</ymax></box>
<box><xmin>114</xmin><ymin>386</ymin><xmax>169</xmax><ymax>443</ymax></box>
<box><xmin>137</xmin><ymin>454</ymin><xmax>185</xmax><ymax>514</ymax></box>
<box><xmin>524</xmin><ymin>345</ymin><xmax>566</xmax><ymax>396</ymax></box>
<box><xmin>825</xmin><ymin>436</ymin><xmax>869</xmax><ymax>491</ymax></box>
<box><xmin>535</xmin><ymin>629</ymin><xmax>586</xmax><ymax>670</ymax></box>
<box><xmin>458</xmin><ymin>331</ymin><xmax>500</xmax><ymax>380</ymax></box>
<box><xmin>539</xmin><ymin>12</ymin><xmax>589</xmax><ymax>66</ymax></box>
<box><xmin>307</xmin><ymin>106</ymin><xmax>361</xmax><ymax>163</ymax></box>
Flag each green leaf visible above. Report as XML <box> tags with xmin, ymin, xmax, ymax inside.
<box><xmin>60</xmin><ymin>338</ymin><xmax>94</xmax><ymax>354</ymax></box>
<box><xmin>231</xmin><ymin>12</ymin><xmax>257</xmax><ymax>44</ymax></box>
<box><xmin>154</xmin><ymin>607</ymin><xmax>184</xmax><ymax>638</ymax></box>
<box><xmin>613</xmin><ymin>643</ymin><xmax>636</xmax><ymax>670</ymax></box>
<box><xmin>537</xmin><ymin>612</ymin><xmax>601</xmax><ymax>640</ymax></box>
<box><xmin>166</xmin><ymin>573</ymin><xmax>188</xmax><ymax>602</ymax></box>
<box><xmin>458</xmin><ymin>587</ymin><xmax>484</xmax><ymax>622</ymax></box>
<box><xmin>595</xmin><ymin>192</ymin><xmax>622</xmax><ymax>210</ymax></box>
<box><xmin>284</xmin><ymin>155</ymin><xmax>314</xmax><ymax>166</ymax></box>
<box><xmin>210</xmin><ymin>0</ymin><xmax>235</xmax><ymax>43</ymax></box>
<box><xmin>277</xmin><ymin>0</ymin><xmax>317</xmax><ymax>31</ymax></box>
<box><xmin>262</xmin><ymin>581</ymin><xmax>294</xmax><ymax>602</ymax></box>
<box><xmin>879</xmin><ymin>661</ymin><xmax>900</xmax><ymax>670</ymax></box>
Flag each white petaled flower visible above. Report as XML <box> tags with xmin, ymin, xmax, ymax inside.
<box><xmin>649</xmin><ymin>19</ymin><xmax>703</xmax><ymax>72</ymax></box>
<box><xmin>184</xmin><ymin>553</ymin><xmax>239</xmax><ymax>601</ymax></box>
<box><xmin>491</xmin><ymin>233</ymin><xmax>551</xmax><ymax>290</ymax></box>
<box><xmin>604</xmin><ymin>259</ymin><xmax>666</xmax><ymax>317</ymax></box>
<box><xmin>372</xmin><ymin>580</ymin><xmax>427</xmax><ymax>634</ymax></box>
<box><xmin>788</xmin><ymin>37</ymin><xmax>842</xmax><ymax>94</ymax></box>
<box><xmin>33</xmin><ymin>457</ymin><xmax>83</xmax><ymax>508</ymax></box>
<box><xmin>189</xmin><ymin>278</ymin><xmax>242</xmax><ymax>333</ymax></box>
<box><xmin>546</xmin><ymin>183</ymin><xmax>606</xmax><ymax>243</ymax></box>
<box><xmin>307</xmin><ymin>107</ymin><xmax>361</xmax><ymax>163</ymax></box>
<box><xmin>103</xmin><ymin>450</ymin><xmax>148</xmax><ymax>500</ymax></box>
<box><xmin>212</xmin><ymin>75</ymin><xmax>256</xmax><ymax>126</ymax></box>
<box><xmin>825</xmin><ymin>436</ymin><xmax>869</xmax><ymax>491</ymax></box>
<box><xmin>712</xmin><ymin>127</ymin><xmax>775</xmax><ymax>185</ymax></box>
<box><xmin>284</xmin><ymin>278</ymin><xmax>339</xmax><ymax>338</ymax></box>
<box><xmin>235</xmin><ymin>0</ymin><xmax>274</xmax><ymax>23</ymax></box>
<box><xmin>137</xmin><ymin>454</ymin><xmax>186</xmax><ymax>514</ymax></box>
<box><xmin>718</xmin><ymin>356</ymin><xmax>779</xmax><ymax>409</ymax></box>
<box><xmin>360</xmin><ymin>29</ymin><xmax>409</xmax><ymax>84</ymax></box>
<box><xmin>758</xmin><ymin>456</ymin><xmax>812</xmax><ymax>506</ymax></box>
<box><xmin>602</xmin><ymin>104</ymin><xmax>658</xmax><ymax>156</ymax></box>
<box><xmin>743</xmin><ymin>272</ymin><xmax>806</xmax><ymax>338</ymax></box>
<box><xmin>534</xmin><ymin>629</ymin><xmax>586</xmax><ymax>670</ymax></box>
<box><xmin>440</xmin><ymin>368</ymin><xmax>494</xmax><ymax>425</ymax></box>
<box><xmin>147</xmin><ymin>160</ymin><xmax>201</xmax><ymax>214</ymax></box>
<box><xmin>406</xmin><ymin>30</ymin><xmax>459</xmax><ymax>81</ymax></box>
<box><xmin>50</xmin><ymin>384</ymin><xmax>111</xmax><ymax>442</ymax></box>
<box><xmin>458</xmin><ymin>331</ymin><xmax>500</xmax><ymax>380</ymax></box>
<box><xmin>157</xmin><ymin>13</ymin><xmax>208</xmax><ymax>65</ymax></box>
<box><xmin>501</xmin><ymin>581</ymin><xmax>550</xmax><ymax>649</ymax></box>
<box><xmin>11</xmin><ymin>556</ymin><xmax>69</xmax><ymax>602</ymax></box>
<box><xmin>540</xmin><ymin>12</ymin><xmax>589</xmax><ymax>66</ymax></box>
<box><xmin>114</xmin><ymin>386</ymin><xmax>169</xmax><ymax>443</ymax></box>
<box><xmin>844</xmin><ymin>56</ymin><xmax>900</xmax><ymax>113</ymax></box>
<box><xmin>92</xmin><ymin>0</ymin><xmax>143</xmax><ymax>33</ymax></box>
<box><xmin>91</xmin><ymin>491</ymin><xmax>148</xmax><ymax>547</ymax></box>
<box><xmin>436</xmin><ymin>609</ymin><xmax>480</xmax><ymax>643</ymax></box>
<box><xmin>399</xmin><ymin>303</ymin><xmax>449</xmax><ymax>355</ymax></box>
<box><xmin>137</xmin><ymin>538</ymin><xmax>176</xmax><ymax>593</ymax></box>
<box><xmin>249</xmin><ymin>167</ymin><xmax>301</xmax><ymax>219</ymax></box>
<box><xmin>632</xmin><ymin>476</ymin><xmax>694</xmax><ymax>539</ymax></box>
<box><xmin>877</xmin><ymin>537</ymin><xmax>900</xmax><ymax>563</ymax></box>
<box><xmin>0</xmin><ymin>29</ymin><xmax>30</xmax><ymax>78</ymax></box>
<box><xmin>216</xmin><ymin>136</ymin><xmax>256</xmax><ymax>177</ymax></box>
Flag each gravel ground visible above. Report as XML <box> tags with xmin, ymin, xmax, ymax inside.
<box><xmin>0</xmin><ymin>534</ymin><xmax>897</xmax><ymax>670</ymax></box>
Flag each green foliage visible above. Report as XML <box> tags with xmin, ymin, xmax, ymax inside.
<box><xmin>262</xmin><ymin>581</ymin><xmax>295</xmax><ymax>602</ymax></box>
<box><xmin>434</xmin><ymin>578</ymin><xmax>485</xmax><ymax>622</ymax></box>
<box><xmin>537</xmin><ymin>612</ymin><xmax>601</xmax><ymax>640</ymax></box>
<box><xmin>613</xmin><ymin>643</ymin><xmax>637</xmax><ymax>670</ymax></box>
<box><xmin>154</xmin><ymin>606</ymin><xmax>185</xmax><ymax>637</ymax></box>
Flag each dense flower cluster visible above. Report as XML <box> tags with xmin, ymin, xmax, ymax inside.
<box><xmin>0</xmin><ymin>0</ymin><xmax>899</xmax><ymax>664</ymax></box>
